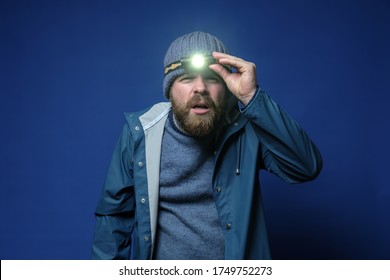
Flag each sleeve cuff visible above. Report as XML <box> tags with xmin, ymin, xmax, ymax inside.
<box><xmin>238</xmin><ymin>86</ymin><xmax>261</xmax><ymax>112</ymax></box>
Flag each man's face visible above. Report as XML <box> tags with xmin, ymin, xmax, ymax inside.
<box><xmin>170</xmin><ymin>71</ymin><xmax>226</xmax><ymax>137</ymax></box>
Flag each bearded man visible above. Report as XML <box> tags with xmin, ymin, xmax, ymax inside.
<box><xmin>92</xmin><ymin>31</ymin><xmax>322</xmax><ymax>260</ymax></box>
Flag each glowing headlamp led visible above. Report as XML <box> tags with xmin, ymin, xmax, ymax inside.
<box><xmin>181</xmin><ymin>54</ymin><xmax>217</xmax><ymax>70</ymax></box>
<box><xmin>164</xmin><ymin>53</ymin><xmax>218</xmax><ymax>75</ymax></box>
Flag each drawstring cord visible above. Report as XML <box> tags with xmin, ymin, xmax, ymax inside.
<box><xmin>236</xmin><ymin>135</ymin><xmax>242</xmax><ymax>175</ymax></box>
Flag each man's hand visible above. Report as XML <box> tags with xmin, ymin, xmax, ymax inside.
<box><xmin>209</xmin><ymin>52</ymin><xmax>258</xmax><ymax>106</ymax></box>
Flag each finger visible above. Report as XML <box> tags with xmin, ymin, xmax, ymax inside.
<box><xmin>212</xmin><ymin>52</ymin><xmax>251</xmax><ymax>71</ymax></box>
<box><xmin>212</xmin><ymin>51</ymin><xmax>243</xmax><ymax>61</ymax></box>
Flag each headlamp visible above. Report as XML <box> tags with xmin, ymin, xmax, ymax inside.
<box><xmin>164</xmin><ymin>53</ymin><xmax>227</xmax><ymax>76</ymax></box>
<box><xmin>181</xmin><ymin>54</ymin><xmax>217</xmax><ymax>70</ymax></box>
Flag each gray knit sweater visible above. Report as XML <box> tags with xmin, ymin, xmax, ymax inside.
<box><xmin>152</xmin><ymin>111</ymin><xmax>225</xmax><ymax>260</ymax></box>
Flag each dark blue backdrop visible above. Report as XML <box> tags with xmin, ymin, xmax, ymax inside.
<box><xmin>1</xmin><ymin>0</ymin><xmax>389</xmax><ymax>259</ymax></box>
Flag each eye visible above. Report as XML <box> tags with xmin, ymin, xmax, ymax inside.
<box><xmin>204</xmin><ymin>75</ymin><xmax>222</xmax><ymax>83</ymax></box>
<box><xmin>178</xmin><ymin>75</ymin><xmax>195</xmax><ymax>82</ymax></box>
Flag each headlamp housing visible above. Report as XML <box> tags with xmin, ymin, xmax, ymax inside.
<box><xmin>164</xmin><ymin>53</ymin><xmax>230</xmax><ymax>76</ymax></box>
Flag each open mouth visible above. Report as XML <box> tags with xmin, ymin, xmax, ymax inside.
<box><xmin>191</xmin><ymin>103</ymin><xmax>210</xmax><ymax>114</ymax></box>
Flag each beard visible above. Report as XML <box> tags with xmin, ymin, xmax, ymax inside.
<box><xmin>171</xmin><ymin>94</ymin><xmax>225</xmax><ymax>137</ymax></box>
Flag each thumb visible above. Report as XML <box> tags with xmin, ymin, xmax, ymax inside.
<box><xmin>209</xmin><ymin>64</ymin><xmax>232</xmax><ymax>82</ymax></box>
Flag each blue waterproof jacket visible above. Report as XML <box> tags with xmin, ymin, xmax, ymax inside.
<box><xmin>92</xmin><ymin>89</ymin><xmax>322</xmax><ymax>259</ymax></box>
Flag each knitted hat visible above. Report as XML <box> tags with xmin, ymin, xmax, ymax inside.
<box><xmin>163</xmin><ymin>31</ymin><xmax>228</xmax><ymax>99</ymax></box>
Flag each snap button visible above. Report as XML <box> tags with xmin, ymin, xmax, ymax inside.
<box><xmin>140</xmin><ymin>197</ymin><xmax>146</xmax><ymax>204</ymax></box>
<box><xmin>135</xmin><ymin>126</ymin><xmax>140</xmax><ymax>131</ymax></box>
<box><xmin>225</xmin><ymin>223</ymin><xmax>232</xmax><ymax>230</ymax></box>
<box><xmin>138</xmin><ymin>161</ymin><xmax>144</xmax><ymax>167</ymax></box>
<box><xmin>144</xmin><ymin>235</ymin><xmax>149</xmax><ymax>241</ymax></box>
<box><xmin>216</xmin><ymin>186</ymin><xmax>222</xmax><ymax>192</ymax></box>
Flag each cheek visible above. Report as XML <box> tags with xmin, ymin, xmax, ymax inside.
<box><xmin>210</xmin><ymin>87</ymin><xmax>226</xmax><ymax>106</ymax></box>
<box><xmin>170</xmin><ymin>87</ymin><xmax>186</xmax><ymax>103</ymax></box>
<box><xmin>170</xmin><ymin>82</ymin><xmax>189</xmax><ymax>101</ymax></box>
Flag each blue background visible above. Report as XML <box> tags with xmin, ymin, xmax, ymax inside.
<box><xmin>1</xmin><ymin>0</ymin><xmax>389</xmax><ymax>259</ymax></box>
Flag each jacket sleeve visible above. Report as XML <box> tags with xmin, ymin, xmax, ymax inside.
<box><xmin>241</xmin><ymin>88</ymin><xmax>322</xmax><ymax>183</ymax></box>
<box><xmin>92</xmin><ymin>123</ymin><xmax>136</xmax><ymax>259</ymax></box>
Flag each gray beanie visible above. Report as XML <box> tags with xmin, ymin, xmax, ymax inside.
<box><xmin>163</xmin><ymin>31</ymin><xmax>228</xmax><ymax>99</ymax></box>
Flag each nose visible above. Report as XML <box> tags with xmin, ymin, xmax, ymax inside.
<box><xmin>193</xmin><ymin>75</ymin><xmax>208</xmax><ymax>94</ymax></box>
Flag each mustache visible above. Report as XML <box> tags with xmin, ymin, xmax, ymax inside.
<box><xmin>186</xmin><ymin>94</ymin><xmax>215</xmax><ymax>109</ymax></box>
